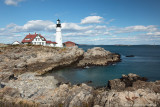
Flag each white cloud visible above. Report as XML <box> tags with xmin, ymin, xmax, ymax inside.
<box><xmin>62</xmin><ymin>23</ymin><xmax>93</xmax><ymax>32</ymax></box>
<box><xmin>89</xmin><ymin>38</ymin><xmax>106</xmax><ymax>42</ymax></box>
<box><xmin>95</xmin><ymin>25</ymin><xmax>107</xmax><ymax>29</ymax></box>
<box><xmin>0</xmin><ymin>20</ymin><xmax>55</xmax><ymax>38</ymax></box>
<box><xmin>0</xmin><ymin>20</ymin><xmax>55</xmax><ymax>34</ymax></box>
<box><xmin>4</xmin><ymin>0</ymin><xmax>24</xmax><ymax>6</ymax></box>
<box><xmin>63</xmin><ymin>32</ymin><xmax>88</xmax><ymax>36</ymax></box>
<box><xmin>22</xmin><ymin>20</ymin><xmax>55</xmax><ymax>32</ymax></box>
<box><xmin>115</xmin><ymin>25</ymin><xmax>158</xmax><ymax>33</ymax></box>
<box><xmin>1</xmin><ymin>16</ymin><xmax>160</xmax><ymax>45</ymax></box>
<box><xmin>146</xmin><ymin>32</ymin><xmax>160</xmax><ymax>36</ymax></box>
<box><xmin>13</xmin><ymin>34</ymin><xmax>22</xmax><ymax>37</ymax></box>
<box><xmin>81</xmin><ymin>16</ymin><xmax>104</xmax><ymax>24</ymax></box>
<box><xmin>0</xmin><ymin>20</ymin><xmax>95</xmax><ymax>38</ymax></box>
<box><xmin>104</xmin><ymin>31</ymin><xmax>110</xmax><ymax>35</ymax></box>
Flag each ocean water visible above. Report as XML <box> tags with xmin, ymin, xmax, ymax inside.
<box><xmin>51</xmin><ymin>45</ymin><xmax>160</xmax><ymax>87</ymax></box>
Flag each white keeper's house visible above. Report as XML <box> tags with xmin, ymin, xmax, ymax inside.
<box><xmin>21</xmin><ymin>19</ymin><xmax>76</xmax><ymax>47</ymax></box>
<box><xmin>21</xmin><ymin>32</ymin><xmax>57</xmax><ymax>47</ymax></box>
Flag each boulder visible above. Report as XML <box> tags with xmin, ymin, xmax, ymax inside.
<box><xmin>108</xmin><ymin>73</ymin><xmax>148</xmax><ymax>91</ymax></box>
<box><xmin>77</xmin><ymin>47</ymin><xmax>120</xmax><ymax>67</ymax></box>
<box><xmin>108</xmin><ymin>79</ymin><xmax>126</xmax><ymax>91</ymax></box>
<box><xmin>120</xmin><ymin>73</ymin><xmax>148</xmax><ymax>87</ymax></box>
<box><xmin>132</xmin><ymin>80</ymin><xmax>160</xmax><ymax>93</ymax></box>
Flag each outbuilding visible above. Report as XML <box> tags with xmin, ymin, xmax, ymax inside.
<box><xmin>63</xmin><ymin>41</ymin><xmax>76</xmax><ymax>47</ymax></box>
<box><xmin>46</xmin><ymin>41</ymin><xmax>57</xmax><ymax>47</ymax></box>
<box><xmin>12</xmin><ymin>41</ymin><xmax>21</xmax><ymax>45</ymax></box>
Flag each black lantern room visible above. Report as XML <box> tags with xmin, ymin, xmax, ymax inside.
<box><xmin>56</xmin><ymin>19</ymin><xmax>61</xmax><ymax>27</ymax></box>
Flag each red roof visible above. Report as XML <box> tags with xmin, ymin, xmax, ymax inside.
<box><xmin>64</xmin><ymin>41</ymin><xmax>75</xmax><ymax>44</ymax></box>
<box><xmin>21</xmin><ymin>33</ymin><xmax>46</xmax><ymax>43</ymax></box>
<box><xmin>46</xmin><ymin>41</ymin><xmax>57</xmax><ymax>44</ymax></box>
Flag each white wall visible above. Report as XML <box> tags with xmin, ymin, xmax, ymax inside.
<box><xmin>46</xmin><ymin>43</ymin><xmax>56</xmax><ymax>47</ymax></box>
<box><xmin>12</xmin><ymin>41</ymin><xmax>20</xmax><ymax>45</ymax></box>
<box><xmin>32</xmin><ymin>35</ymin><xmax>46</xmax><ymax>46</ymax></box>
<box><xmin>56</xmin><ymin>27</ymin><xmax>63</xmax><ymax>47</ymax></box>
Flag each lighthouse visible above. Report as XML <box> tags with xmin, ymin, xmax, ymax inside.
<box><xmin>55</xmin><ymin>19</ymin><xmax>63</xmax><ymax>47</ymax></box>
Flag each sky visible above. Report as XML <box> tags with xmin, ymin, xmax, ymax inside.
<box><xmin>0</xmin><ymin>0</ymin><xmax>160</xmax><ymax>45</ymax></box>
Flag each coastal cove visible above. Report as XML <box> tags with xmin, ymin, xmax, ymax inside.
<box><xmin>50</xmin><ymin>45</ymin><xmax>160</xmax><ymax>87</ymax></box>
<box><xmin>0</xmin><ymin>44</ymin><xmax>160</xmax><ymax>106</ymax></box>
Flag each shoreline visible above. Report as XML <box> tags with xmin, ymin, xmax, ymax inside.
<box><xmin>0</xmin><ymin>45</ymin><xmax>159</xmax><ymax>106</ymax></box>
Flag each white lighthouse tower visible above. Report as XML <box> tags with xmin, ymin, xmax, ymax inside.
<box><xmin>55</xmin><ymin>19</ymin><xmax>63</xmax><ymax>47</ymax></box>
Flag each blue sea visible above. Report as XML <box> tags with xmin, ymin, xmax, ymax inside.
<box><xmin>51</xmin><ymin>45</ymin><xmax>160</xmax><ymax>87</ymax></box>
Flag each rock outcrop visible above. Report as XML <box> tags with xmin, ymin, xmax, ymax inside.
<box><xmin>0</xmin><ymin>72</ymin><xmax>94</xmax><ymax>107</ymax></box>
<box><xmin>2</xmin><ymin>72</ymin><xmax>58</xmax><ymax>99</ymax></box>
<box><xmin>77</xmin><ymin>47</ymin><xmax>120</xmax><ymax>67</ymax></box>
<box><xmin>94</xmin><ymin>89</ymin><xmax>160</xmax><ymax>107</ymax></box>
<box><xmin>0</xmin><ymin>45</ymin><xmax>120</xmax><ymax>75</ymax></box>
<box><xmin>0</xmin><ymin>45</ymin><xmax>84</xmax><ymax>75</ymax></box>
<box><xmin>0</xmin><ymin>73</ymin><xmax>160</xmax><ymax>107</ymax></box>
<box><xmin>108</xmin><ymin>73</ymin><xmax>148</xmax><ymax>91</ymax></box>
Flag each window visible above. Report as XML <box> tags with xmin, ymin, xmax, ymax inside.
<box><xmin>25</xmin><ymin>38</ymin><xmax>30</xmax><ymax>40</ymax></box>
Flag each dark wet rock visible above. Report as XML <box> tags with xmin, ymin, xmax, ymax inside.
<box><xmin>56</xmin><ymin>81</ymin><xmax>71</xmax><ymax>87</ymax></box>
<box><xmin>56</xmin><ymin>82</ymin><xmax>63</xmax><ymax>87</ymax></box>
<box><xmin>86</xmin><ymin>80</ymin><xmax>93</xmax><ymax>84</ymax></box>
<box><xmin>126</xmin><ymin>55</ymin><xmax>135</xmax><ymax>57</ymax></box>
<box><xmin>108</xmin><ymin>73</ymin><xmax>156</xmax><ymax>92</ymax></box>
<box><xmin>108</xmin><ymin>73</ymin><xmax>147</xmax><ymax>91</ymax></box>
<box><xmin>120</xmin><ymin>73</ymin><xmax>148</xmax><ymax>87</ymax></box>
<box><xmin>9</xmin><ymin>74</ymin><xmax>17</xmax><ymax>80</ymax></box>
<box><xmin>76</xmin><ymin>83</ymin><xmax>81</xmax><ymax>86</ymax></box>
<box><xmin>0</xmin><ymin>83</ymin><xmax>5</xmax><ymax>89</ymax></box>
<box><xmin>0</xmin><ymin>72</ymin><xmax>15</xmax><ymax>82</ymax></box>
<box><xmin>108</xmin><ymin>79</ymin><xmax>126</xmax><ymax>91</ymax></box>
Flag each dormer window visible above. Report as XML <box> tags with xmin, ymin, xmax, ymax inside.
<box><xmin>25</xmin><ymin>38</ymin><xmax>30</xmax><ymax>40</ymax></box>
